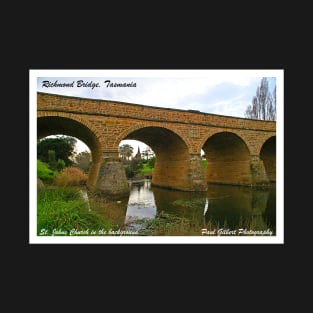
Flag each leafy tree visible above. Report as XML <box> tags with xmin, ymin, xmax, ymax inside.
<box><xmin>119</xmin><ymin>144</ymin><xmax>134</xmax><ymax>161</ymax></box>
<box><xmin>48</xmin><ymin>150</ymin><xmax>57</xmax><ymax>170</ymax></box>
<box><xmin>37</xmin><ymin>136</ymin><xmax>76</xmax><ymax>166</ymax></box>
<box><xmin>142</xmin><ymin>147</ymin><xmax>155</xmax><ymax>160</ymax></box>
<box><xmin>123</xmin><ymin>158</ymin><xmax>143</xmax><ymax>178</ymax></box>
<box><xmin>147</xmin><ymin>156</ymin><xmax>156</xmax><ymax>168</ymax></box>
<box><xmin>245</xmin><ymin>78</ymin><xmax>276</xmax><ymax>121</ymax></box>
<box><xmin>56</xmin><ymin>159</ymin><xmax>66</xmax><ymax>171</ymax></box>
<box><xmin>75</xmin><ymin>151</ymin><xmax>92</xmax><ymax>173</ymax></box>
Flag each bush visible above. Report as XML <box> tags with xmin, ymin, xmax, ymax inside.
<box><xmin>37</xmin><ymin>160</ymin><xmax>55</xmax><ymax>182</ymax></box>
<box><xmin>54</xmin><ymin>167</ymin><xmax>87</xmax><ymax>186</ymax></box>
<box><xmin>147</xmin><ymin>157</ymin><xmax>155</xmax><ymax>168</ymax></box>
<box><xmin>57</xmin><ymin>159</ymin><xmax>66</xmax><ymax>171</ymax></box>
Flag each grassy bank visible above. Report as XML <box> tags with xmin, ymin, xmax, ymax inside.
<box><xmin>136</xmin><ymin>211</ymin><xmax>275</xmax><ymax>236</ymax></box>
<box><xmin>140</xmin><ymin>163</ymin><xmax>153</xmax><ymax>174</ymax></box>
<box><xmin>37</xmin><ymin>187</ymin><xmax>112</xmax><ymax>236</ymax></box>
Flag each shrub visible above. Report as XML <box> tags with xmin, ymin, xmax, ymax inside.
<box><xmin>57</xmin><ymin>159</ymin><xmax>66</xmax><ymax>171</ymax></box>
<box><xmin>54</xmin><ymin>167</ymin><xmax>87</xmax><ymax>186</ymax></box>
<box><xmin>37</xmin><ymin>160</ymin><xmax>55</xmax><ymax>182</ymax></box>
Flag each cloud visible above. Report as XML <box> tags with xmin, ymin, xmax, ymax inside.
<box><xmin>35</xmin><ymin>70</ymin><xmax>281</xmax><ymax>152</ymax></box>
<box><xmin>166</xmin><ymin>79</ymin><xmax>262</xmax><ymax>117</ymax></box>
<box><xmin>37</xmin><ymin>72</ymin><xmax>279</xmax><ymax>120</ymax></box>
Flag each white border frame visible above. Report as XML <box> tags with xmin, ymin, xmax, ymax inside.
<box><xmin>29</xmin><ymin>69</ymin><xmax>284</xmax><ymax>244</ymax></box>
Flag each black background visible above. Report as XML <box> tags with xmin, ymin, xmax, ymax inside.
<box><xmin>5</xmin><ymin>5</ymin><xmax>303</xmax><ymax>310</ymax></box>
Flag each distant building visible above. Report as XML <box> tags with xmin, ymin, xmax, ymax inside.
<box><xmin>134</xmin><ymin>146</ymin><xmax>141</xmax><ymax>160</ymax></box>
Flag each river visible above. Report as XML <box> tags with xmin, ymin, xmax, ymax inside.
<box><xmin>91</xmin><ymin>179</ymin><xmax>276</xmax><ymax>236</ymax></box>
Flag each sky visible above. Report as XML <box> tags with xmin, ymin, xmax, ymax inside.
<box><xmin>34</xmin><ymin>69</ymin><xmax>282</xmax><ymax>154</ymax></box>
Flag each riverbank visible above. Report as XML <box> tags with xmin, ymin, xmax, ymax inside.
<box><xmin>37</xmin><ymin>186</ymin><xmax>113</xmax><ymax>235</ymax></box>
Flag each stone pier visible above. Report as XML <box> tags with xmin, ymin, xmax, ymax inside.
<box><xmin>188</xmin><ymin>154</ymin><xmax>207</xmax><ymax>191</ymax></box>
<box><xmin>95</xmin><ymin>152</ymin><xmax>130</xmax><ymax>198</ymax></box>
<box><xmin>250</xmin><ymin>155</ymin><xmax>270</xmax><ymax>186</ymax></box>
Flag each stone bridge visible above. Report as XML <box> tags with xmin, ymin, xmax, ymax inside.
<box><xmin>37</xmin><ymin>92</ymin><xmax>276</xmax><ymax>197</ymax></box>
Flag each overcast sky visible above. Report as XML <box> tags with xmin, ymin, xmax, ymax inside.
<box><xmin>34</xmin><ymin>69</ymin><xmax>282</xmax><ymax>154</ymax></box>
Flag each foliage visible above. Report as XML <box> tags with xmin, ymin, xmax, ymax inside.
<box><xmin>119</xmin><ymin>144</ymin><xmax>133</xmax><ymax>161</ymax></box>
<box><xmin>136</xmin><ymin>210</ymin><xmax>275</xmax><ymax>236</ymax></box>
<box><xmin>37</xmin><ymin>187</ymin><xmax>112</xmax><ymax>235</ymax></box>
<box><xmin>48</xmin><ymin>149</ymin><xmax>57</xmax><ymax>170</ymax></box>
<box><xmin>123</xmin><ymin>158</ymin><xmax>142</xmax><ymax>178</ymax></box>
<box><xmin>54</xmin><ymin>167</ymin><xmax>88</xmax><ymax>186</ymax></box>
<box><xmin>140</xmin><ymin>163</ymin><xmax>154</xmax><ymax>174</ymax></box>
<box><xmin>137</xmin><ymin>211</ymin><xmax>193</xmax><ymax>235</ymax></box>
<box><xmin>56</xmin><ymin>159</ymin><xmax>66</xmax><ymax>171</ymax></box>
<box><xmin>37</xmin><ymin>136</ymin><xmax>77</xmax><ymax>166</ymax></box>
<box><xmin>123</xmin><ymin>164</ymin><xmax>132</xmax><ymax>178</ymax></box>
<box><xmin>119</xmin><ymin>145</ymin><xmax>155</xmax><ymax>178</ymax></box>
<box><xmin>75</xmin><ymin>150</ymin><xmax>91</xmax><ymax>173</ymax></box>
<box><xmin>245</xmin><ymin>78</ymin><xmax>276</xmax><ymax>121</ymax></box>
<box><xmin>37</xmin><ymin>160</ymin><xmax>57</xmax><ymax>182</ymax></box>
<box><xmin>141</xmin><ymin>147</ymin><xmax>155</xmax><ymax>160</ymax></box>
<box><xmin>147</xmin><ymin>156</ymin><xmax>155</xmax><ymax>168</ymax></box>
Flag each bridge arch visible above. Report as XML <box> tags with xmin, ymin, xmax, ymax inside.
<box><xmin>121</xmin><ymin>126</ymin><xmax>205</xmax><ymax>191</ymax></box>
<box><xmin>37</xmin><ymin>115</ymin><xmax>102</xmax><ymax>190</ymax></box>
<box><xmin>260</xmin><ymin>136</ymin><xmax>276</xmax><ymax>182</ymax></box>
<box><xmin>202</xmin><ymin>131</ymin><xmax>252</xmax><ymax>185</ymax></box>
<box><xmin>114</xmin><ymin>123</ymin><xmax>190</xmax><ymax>150</ymax></box>
<box><xmin>37</xmin><ymin>93</ymin><xmax>275</xmax><ymax>194</ymax></box>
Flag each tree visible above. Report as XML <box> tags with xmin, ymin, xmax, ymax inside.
<box><xmin>245</xmin><ymin>78</ymin><xmax>276</xmax><ymax>121</ymax></box>
<box><xmin>45</xmin><ymin>149</ymin><xmax>66</xmax><ymax>171</ymax></box>
<box><xmin>48</xmin><ymin>149</ymin><xmax>57</xmax><ymax>170</ymax></box>
<box><xmin>75</xmin><ymin>150</ymin><xmax>92</xmax><ymax>173</ymax></box>
<box><xmin>147</xmin><ymin>156</ymin><xmax>156</xmax><ymax>168</ymax></box>
<box><xmin>118</xmin><ymin>144</ymin><xmax>134</xmax><ymax>161</ymax></box>
<box><xmin>142</xmin><ymin>147</ymin><xmax>155</xmax><ymax>160</ymax></box>
<box><xmin>37</xmin><ymin>136</ymin><xmax>77</xmax><ymax>166</ymax></box>
<box><xmin>272</xmin><ymin>85</ymin><xmax>276</xmax><ymax>121</ymax></box>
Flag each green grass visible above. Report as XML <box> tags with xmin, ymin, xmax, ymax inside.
<box><xmin>37</xmin><ymin>187</ymin><xmax>112</xmax><ymax>235</ymax></box>
<box><xmin>136</xmin><ymin>210</ymin><xmax>275</xmax><ymax>236</ymax></box>
<box><xmin>137</xmin><ymin>211</ymin><xmax>198</xmax><ymax>236</ymax></box>
<box><xmin>140</xmin><ymin>163</ymin><xmax>153</xmax><ymax>174</ymax></box>
<box><xmin>37</xmin><ymin>160</ymin><xmax>57</xmax><ymax>182</ymax></box>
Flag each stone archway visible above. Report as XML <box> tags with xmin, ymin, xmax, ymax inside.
<box><xmin>260</xmin><ymin>136</ymin><xmax>276</xmax><ymax>182</ymax></box>
<box><xmin>123</xmin><ymin>126</ymin><xmax>207</xmax><ymax>191</ymax></box>
<box><xmin>37</xmin><ymin>115</ymin><xmax>102</xmax><ymax>190</ymax></box>
<box><xmin>202</xmin><ymin>131</ymin><xmax>252</xmax><ymax>185</ymax></box>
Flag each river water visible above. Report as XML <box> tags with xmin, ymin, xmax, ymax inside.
<box><xmin>91</xmin><ymin>179</ymin><xmax>276</xmax><ymax>236</ymax></box>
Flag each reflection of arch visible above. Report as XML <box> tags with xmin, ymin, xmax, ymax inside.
<box><xmin>260</xmin><ymin>136</ymin><xmax>276</xmax><ymax>182</ymax></box>
<box><xmin>204</xmin><ymin>184</ymin><xmax>271</xmax><ymax>229</ymax></box>
<box><xmin>202</xmin><ymin>131</ymin><xmax>252</xmax><ymax>185</ymax></box>
<box><xmin>122</xmin><ymin>126</ymin><xmax>191</xmax><ymax>190</ymax></box>
<box><xmin>37</xmin><ymin>115</ymin><xmax>102</xmax><ymax>189</ymax></box>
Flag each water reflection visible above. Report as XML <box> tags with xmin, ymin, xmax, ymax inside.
<box><xmin>203</xmin><ymin>198</ymin><xmax>209</xmax><ymax>216</ymax></box>
<box><xmin>204</xmin><ymin>184</ymin><xmax>275</xmax><ymax>233</ymax></box>
<box><xmin>152</xmin><ymin>186</ymin><xmax>206</xmax><ymax>227</ymax></box>
<box><xmin>91</xmin><ymin>179</ymin><xmax>276</xmax><ymax>236</ymax></box>
<box><xmin>125</xmin><ymin>180</ymin><xmax>157</xmax><ymax>227</ymax></box>
<box><xmin>90</xmin><ymin>194</ymin><xmax>128</xmax><ymax>227</ymax></box>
